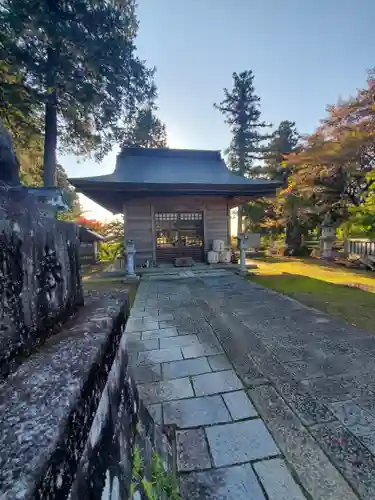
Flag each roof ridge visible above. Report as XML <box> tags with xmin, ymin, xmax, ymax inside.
<box><xmin>117</xmin><ymin>147</ymin><xmax>222</xmax><ymax>161</ymax></box>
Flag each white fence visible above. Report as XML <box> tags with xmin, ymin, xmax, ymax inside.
<box><xmin>347</xmin><ymin>239</ymin><xmax>375</xmax><ymax>258</ymax></box>
<box><xmin>302</xmin><ymin>238</ymin><xmax>375</xmax><ymax>259</ymax></box>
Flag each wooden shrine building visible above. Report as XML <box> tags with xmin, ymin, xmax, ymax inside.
<box><xmin>70</xmin><ymin>148</ymin><xmax>279</xmax><ymax>266</ymax></box>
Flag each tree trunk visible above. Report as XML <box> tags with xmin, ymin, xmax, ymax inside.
<box><xmin>43</xmin><ymin>47</ymin><xmax>58</xmax><ymax>187</ymax></box>
<box><xmin>43</xmin><ymin>90</ymin><xmax>57</xmax><ymax>187</ymax></box>
<box><xmin>285</xmin><ymin>219</ymin><xmax>302</xmax><ymax>255</ymax></box>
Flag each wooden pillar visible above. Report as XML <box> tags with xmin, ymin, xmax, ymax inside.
<box><xmin>93</xmin><ymin>241</ymin><xmax>98</xmax><ymax>261</ymax></box>
<box><xmin>151</xmin><ymin>203</ymin><xmax>156</xmax><ymax>262</ymax></box>
<box><xmin>226</xmin><ymin>202</ymin><xmax>231</xmax><ymax>247</ymax></box>
<box><xmin>123</xmin><ymin>203</ymin><xmax>127</xmax><ymax>269</ymax></box>
<box><xmin>203</xmin><ymin>204</ymin><xmax>208</xmax><ymax>251</ymax></box>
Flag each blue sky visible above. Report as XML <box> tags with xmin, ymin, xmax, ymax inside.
<box><xmin>61</xmin><ymin>0</ymin><xmax>375</xmax><ymax>219</ymax></box>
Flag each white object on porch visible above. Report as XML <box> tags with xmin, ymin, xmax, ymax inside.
<box><xmin>219</xmin><ymin>250</ymin><xmax>231</xmax><ymax>263</ymax></box>
<box><xmin>207</xmin><ymin>250</ymin><xmax>220</xmax><ymax>264</ymax></box>
<box><xmin>212</xmin><ymin>240</ymin><xmax>225</xmax><ymax>252</ymax></box>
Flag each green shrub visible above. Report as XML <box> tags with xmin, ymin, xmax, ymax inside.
<box><xmin>130</xmin><ymin>444</ymin><xmax>180</xmax><ymax>500</ymax></box>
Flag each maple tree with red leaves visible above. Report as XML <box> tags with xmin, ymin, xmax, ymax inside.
<box><xmin>75</xmin><ymin>217</ymin><xmax>105</xmax><ymax>235</ymax></box>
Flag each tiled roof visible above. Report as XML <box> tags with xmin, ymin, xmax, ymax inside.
<box><xmin>69</xmin><ymin>148</ymin><xmax>278</xmax><ymax>187</ymax></box>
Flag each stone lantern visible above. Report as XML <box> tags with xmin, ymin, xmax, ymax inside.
<box><xmin>125</xmin><ymin>239</ymin><xmax>137</xmax><ymax>278</ymax></box>
<box><xmin>236</xmin><ymin>232</ymin><xmax>261</xmax><ymax>273</ymax></box>
<box><xmin>320</xmin><ymin>213</ymin><xmax>336</xmax><ymax>259</ymax></box>
<box><xmin>237</xmin><ymin>233</ymin><xmax>248</xmax><ymax>273</ymax></box>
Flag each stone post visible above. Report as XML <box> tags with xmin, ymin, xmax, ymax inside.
<box><xmin>237</xmin><ymin>233</ymin><xmax>247</xmax><ymax>273</ymax></box>
<box><xmin>320</xmin><ymin>225</ymin><xmax>336</xmax><ymax>259</ymax></box>
<box><xmin>343</xmin><ymin>238</ymin><xmax>350</xmax><ymax>258</ymax></box>
<box><xmin>125</xmin><ymin>239</ymin><xmax>137</xmax><ymax>278</ymax></box>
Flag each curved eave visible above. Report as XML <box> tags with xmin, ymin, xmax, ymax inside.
<box><xmin>70</xmin><ymin>180</ymin><xmax>281</xmax><ymax>214</ymax></box>
<box><xmin>70</xmin><ymin>179</ymin><xmax>280</xmax><ymax>193</ymax></box>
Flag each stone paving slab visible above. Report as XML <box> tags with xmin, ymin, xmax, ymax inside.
<box><xmin>249</xmin><ymin>385</ymin><xmax>359</xmax><ymax>500</ymax></box>
<box><xmin>128</xmin><ymin>276</ymin><xmax>375</xmax><ymax>499</ymax></box>
<box><xmin>310</xmin><ymin>421</ymin><xmax>375</xmax><ymax>499</ymax></box>
<box><xmin>192</xmin><ymin>370</ymin><xmax>243</xmax><ymax>397</ymax></box>
<box><xmin>129</xmin><ymin>306</ymin><xmax>146</xmax><ymax>314</ymax></box>
<box><xmin>130</xmin><ymin>311</ymin><xmax>174</xmax><ymax>321</ymax></box>
<box><xmin>125</xmin><ymin>331</ymin><xmax>141</xmax><ymax>341</ymax></box>
<box><xmin>141</xmin><ymin>327</ymin><xmax>178</xmax><ymax>339</ymax></box>
<box><xmin>277</xmin><ymin>379</ymin><xmax>336</xmax><ymax>426</ymax></box>
<box><xmin>138</xmin><ymin>377</ymin><xmax>194</xmax><ymax>404</ymax></box>
<box><xmin>130</xmin><ymin>364</ymin><xmax>162</xmax><ymax>384</ymax></box>
<box><xmin>137</xmin><ymin>347</ymin><xmax>183</xmax><ymax>365</ymax></box>
<box><xmin>159</xmin><ymin>320</ymin><xmax>180</xmax><ymax>329</ymax></box>
<box><xmin>352</xmin><ymin>397</ymin><xmax>375</xmax><ymax>421</ymax></box>
<box><xmin>127</xmin><ymin>338</ymin><xmax>159</xmax><ymax>352</ymax></box>
<box><xmin>206</xmin><ymin>354</ymin><xmax>232</xmax><ymax>371</ymax></box>
<box><xmin>199</xmin><ymin>276</ymin><xmax>375</xmax><ymax>490</ymax></box>
<box><xmin>253</xmin><ymin>458</ymin><xmax>307</xmax><ymax>500</ymax></box>
<box><xmin>197</xmin><ymin>332</ymin><xmax>222</xmax><ymax>349</ymax></box>
<box><xmin>162</xmin><ymin>357</ymin><xmax>211</xmax><ymax>380</ymax></box>
<box><xmin>159</xmin><ymin>334</ymin><xmax>200</xmax><ymax>349</ymax></box>
<box><xmin>222</xmin><ymin>390</ymin><xmax>258</xmax><ymax>420</ymax></box>
<box><xmin>177</xmin><ymin>322</ymin><xmax>214</xmax><ymax>335</ymax></box>
<box><xmin>163</xmin><ymin>395</ymin><xmax>232</xmax><ymax>428</ymax></box>
<box><xmin>283</xmin><ymin>357</ymin><xmax>354</xmax><ymax>380</ymax></box>
<box><xmin>297</xmin><ymin>374</ymin><xmax>365</xmax><ymax>404</ymax></box>
<box><xmin>176</xmin><ymin>429</ymin><xmax>212</xmax><ymax>471</ymax></box>
<box><xmin>182</xmin><ymin>344</ymin><xmax>223</xmax><ymax>359</ymax></box>
<box><xmin>328</xmin><ymin>400</ymin><xmax>375</xmax><ymax>454</ymax></box>
<box><xmin>179</xmin><ymin>463</ymin><xmax>267</xmax><ymax>500</ymax></box>
<box><xmin>206</xmin><ymin>419</ymin><xmax>280</xmax><ymax>467</ymax></box>
<box><xmin>125</xmin><ymin>317</ymin><xmax>159</xmax><ymax>332</ymax></box>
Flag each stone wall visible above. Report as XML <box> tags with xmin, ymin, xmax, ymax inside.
<box><xmin>0</xmin><ymin>292</ymin><xmax>175</xmax><ymax>499</ymax></box>
<box><xmin>0</xmin><ymin>186</ymin><xmax>83</xmax><ymax>377</ymax></box>
<box><xmin>69</xmin><ymin>318</ymin><xmax>175</xmax><ymax>500</ymax></box>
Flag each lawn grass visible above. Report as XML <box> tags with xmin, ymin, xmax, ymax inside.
<box><xmin>247</xmin><ymin>257</ymin><xmax>375</xmax><ymax>334</ymax></box>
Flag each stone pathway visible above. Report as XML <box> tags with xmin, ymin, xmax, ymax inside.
<box><xmin>125</xmin><ymin>272</ymin><xmax>375</xmax><ymax>499</ymax></box>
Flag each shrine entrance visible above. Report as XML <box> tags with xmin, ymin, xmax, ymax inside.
<box><xmin>155</xmin><ymin>212</ymin><xmax>204</xmax><ymax>263</ymax></box>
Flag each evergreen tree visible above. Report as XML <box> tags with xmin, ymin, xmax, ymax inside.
<box><xmin>55</xmin><ymin>164</ymin><xmax>82</xmax><ymax>220</ymax></box>
<box><xmin>0</xmin><ymin>89</ymin><xmax>81</xmax><ymax>219</ymax></box>
<box><xmin>214</xmin><ymin>70</ymin><xmax>270</xmax><ymax>233</ymax></box>
<box><xmin>0</xmin><ymin>0</ymin><xmax>152</xmax><ymax>186</ymax></box>
<box><xmin>262</xmin><ymin>120</ymin><xmax>303</xmax><ymax>251</ymax></box>
<box><xmin>243</xmin><ymin>120</ymin><xmax>313</xmax><ymax>252</ymax></box>
<box><xmin>0</xmin><ymin>61</ymin><xmax>42</xmax><ymax>150</ymax></box>
<box><xmin>263</xmin><ymin>120</ymin><xmax>299</xmax><ymax>185</ymax></box>
<box><xmin>121</xmin><ymin>80</ymin><xmax>167</xmax><ymax>149</ymax></box>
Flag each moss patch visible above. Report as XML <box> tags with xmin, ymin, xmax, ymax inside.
<box><xmin>83</xmin><ymin>278</ymin><xmax>139</xmax><ymax>306</ymax></box>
